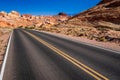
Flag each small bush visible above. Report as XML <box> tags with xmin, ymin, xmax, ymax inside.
<box><xmin>96</xmin><ymin>37</ymin><xmax>107</xmax><ymax>42</ymax></box>
<box><xmin>24</xmin><ymin>26</ymin><xmax>35</xmax><ymax>29</ymax></box>
<box><xmin>18</xmin><ymin>26</ymin><xmax>23</xmax><ymax>28</ymax></box>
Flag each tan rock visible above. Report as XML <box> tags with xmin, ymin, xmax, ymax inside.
<box><xmin>54</xmin><ymin>0</ymin><xmax>120</xmax><ymax>44</ymax></box>
<box><xmin>8</xmin><ymin>11</ymin><xmax>20</xmax><ymax>18</ymax></box>
<box><xmin>0</xmin><ymin>11</ymin><xmax>7</xmax><ymax>17</ymax></box>
<box><xmin>0</xmin><ymin>20</ymin><xmax>12</xmax><ymax>27</ymax></box>
<box><xmin>22</xmin><ymin>14</ymin><xmax>32</xmax><ymax>19</ymax></box>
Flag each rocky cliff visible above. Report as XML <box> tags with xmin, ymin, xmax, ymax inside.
<box><xmin>63</xmin><ymin>0</ymin><xmax>120</xmax><ymax>30</ymax></box>
<box><xmin>54</xmin><ymin>0</ymin><xmax>120</xmax><ymax>44</ymax></box>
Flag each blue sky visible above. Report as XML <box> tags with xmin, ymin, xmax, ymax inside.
<box><xmin>0</xmin><ymin>0</ymin><xmax>101</xmax><ymax>15</ymax></box>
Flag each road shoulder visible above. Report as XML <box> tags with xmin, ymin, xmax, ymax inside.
<box><xmin>36</xmin><ymin>30</ymin><xmax>120</xmax><ymax>53</ymax></box>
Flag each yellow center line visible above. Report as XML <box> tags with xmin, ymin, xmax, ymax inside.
<box><xmin>23</xmin><ymin>30</ymin><xmax>109</xmax><ymax>80</ymax></box>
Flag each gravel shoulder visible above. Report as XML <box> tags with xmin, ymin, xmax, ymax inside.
<box><xmin>0</xmin><ymin>33</ymin><xmax>10</xmax><ymax>65</ymax></box>
<box><xmin>0</xmin><ymin>28</ymin><xmax>11</xmax><ymax>66</ymax></box>
<box><xmin>41</xmin><ymin>31</ymin><xmax>120</xmax><ymax>52</ymax></box>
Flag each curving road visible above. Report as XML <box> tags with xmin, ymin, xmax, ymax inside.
<box><xmin>1</xmin><ymin>29</ymin><xmax>120</xmax><ymax>80</ymax></box>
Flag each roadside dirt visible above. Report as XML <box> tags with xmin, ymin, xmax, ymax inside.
<box><xmin>0</xmin><ymin>33</ymin><xmax>10</xmax><ymax>65</ymax></box>
<box><xmin>43</xmin><ymin>31</ymin><xmax>120</xmax><ymax>52</ymax></box>
<box><xmin>0</xmin><ymin>28</ymin><xmax>11</xmax><ymax>66</ymax></box>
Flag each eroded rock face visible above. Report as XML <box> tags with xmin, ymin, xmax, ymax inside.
<box><xmin>0</xmin><ymin>11</ymin><xmax>7</xmax><ymax>17</ymax></box>
<box><xmin>55</xmin><ymin>0</ymin><xmax>120</xmax><ymax>44</ymax></box>
<box><xmin>0</xmin><ymin>11</ymin><xmax>69</xmax><ymax>28</ymax></box>
<box><xmin>0</xmin><ymin>21</ymin><xmax>12</xmax><ymax>27</ymax></box>
<box><xmin>8</xmin><ymin>11</ymin><xmax>20</xmax><ymax>18</ymax></box>
<box><xmin>64</xmin><ymin>0</ymin><xmax>120</xmax><ymax>28</ymax></box>
<box><xmin>21</xmin><ymin>14</ymin><xmax>32</xmax><ymax>19</ymax></box>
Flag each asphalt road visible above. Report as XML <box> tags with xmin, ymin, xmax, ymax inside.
<box><xmin>2</xmin><ymin>29</ymin><xmax>120</xmax><ymax>80</ymax></box>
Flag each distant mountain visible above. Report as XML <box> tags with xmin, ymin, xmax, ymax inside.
<box><xmin>0</xmin><ymin>11</ymin><xmax>69</xmax><ymax>28</ymax></box>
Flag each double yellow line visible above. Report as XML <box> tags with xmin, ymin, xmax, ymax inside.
<box><xmin>23</xmin><ymin>30</ymin><xmax>109</xmax><ymax>80</ymax></box>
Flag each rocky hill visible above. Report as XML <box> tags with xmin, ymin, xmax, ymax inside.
<box><xmin>0</xmin><ymin>11</ymin><xmax>69</xmax><ymax>28</ymax></box>
<box><xmin>59</xmin><ymin>0</ymin><xmax>120</xmax><ymax>29</ymax></box>
<box><xmin>53</xmin><ymin>0</ymin><xmax>120</xmax><ymax>44</ymax></box>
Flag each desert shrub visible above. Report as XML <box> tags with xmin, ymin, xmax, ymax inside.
<box><xmin>25</xmin><ymin>26</ymin><xmax>34</xmax><ymax>29</ymax></box>
<box><xmin>115</xmin><ymin>28</ymin><xmax>120</xmax><ymax>31</ymax></box>
<box><xmin>25</xmin><ymin>26</ymin><xmax>27</xmax><ymax>29</ymax></box>
<box><xmin>29</xmin><ymin>26</ymin><xmax>34</xmax><ymax>29</ymax></box>
<box><xmin>18</xmin><ymin>26</ymin><xmax>23</xmax><ymax>28</ymax></box>
<box><xmin>97</xmin><ymin>27</ymin><xmax>108</xmax><ymax>32</ymax></box>
<box><xmin>87</xmin><ymin>35</ymin><xmax>94</xmax><ymax>40</ymax></box>
<box><xmin>96</xmin><ymin>36</ymin><xmax>107</xmax><ymax>42</ymax></box>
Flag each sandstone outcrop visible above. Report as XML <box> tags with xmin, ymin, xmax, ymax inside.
<box><xmin>0</xmin><ymin>11</ymin><xmax>69</xmax><ymax>28</ymax></box>
<box><xmin>53</xmin><ymin>0</ymin><xmax>120</xmax><ymax>44</ymax></box>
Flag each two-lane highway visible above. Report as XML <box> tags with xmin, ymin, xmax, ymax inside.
<box><xmin>1</xmin><ymin>29</ymin><xmax>120</xmax><ymax>80</ymax></box>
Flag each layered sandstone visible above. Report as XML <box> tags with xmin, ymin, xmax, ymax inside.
<box><xmin>53</xmin><ymin>0</ymin><xmax>120</xmax><ymax>45</ymax></box>
<box><xmin>0</xmin><ymin>11</ymin><xmax>69</xmax><ymax>28</ymax></box>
